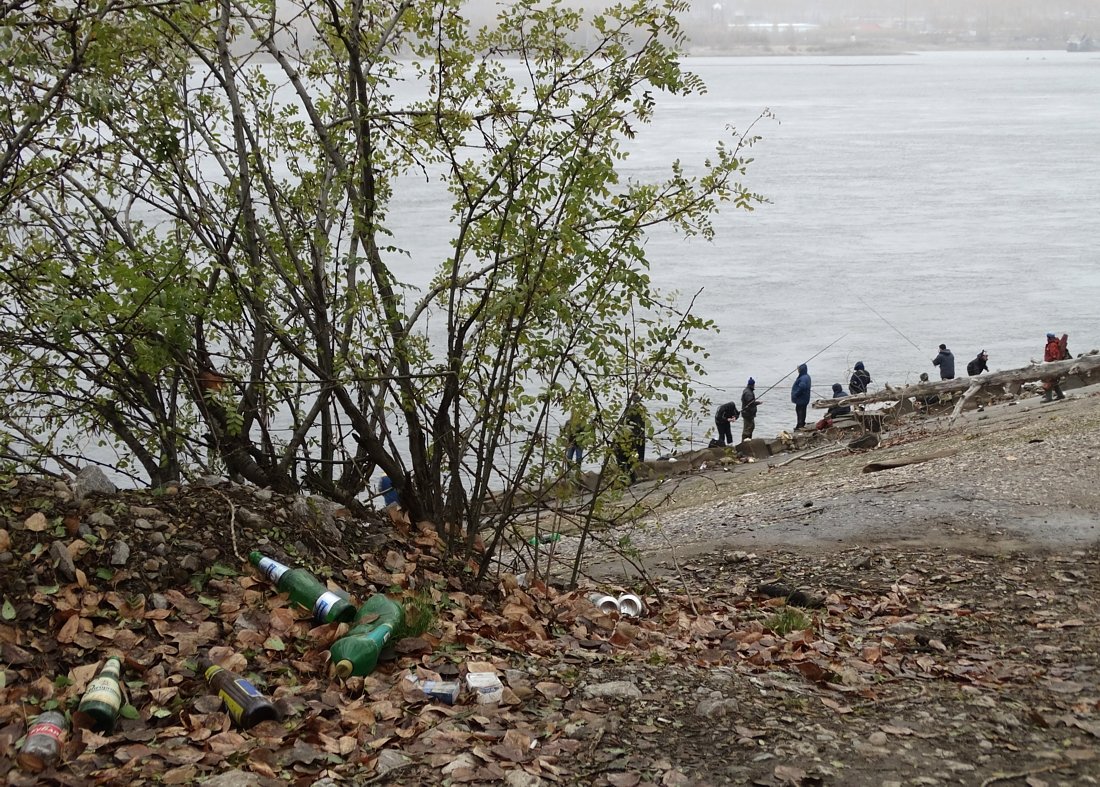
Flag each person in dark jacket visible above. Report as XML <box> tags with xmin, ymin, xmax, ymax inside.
<box><xmin>826</xmin><ymin>383</ymin><xmax>851</xmax><ymax>419</ymax></box>
<box><xmin>740</xmin><ymin>378</ymin><xmax>759</xmax><ymax>442</ymax></box>
<box><xmin>614</xmin><ymin>396</ymin><xmax>648</xmax><ymax>482</ymax></box>
<box><xmin>714</xmin><ymin>400</ymin><xmax>740</xmax><ymax>446</ymax></box>
<box><xmin>932</xmin><ymin>344</ymin><xmax>955</xmax><ymax>380</ymax></box>
<box><xmin>849</xmin><ymin>361</ymin><xmax>871</xmax><ymax>396</ymax></box>
<box><xmin>966</xmin><ymin>350</ymin><xmax>989</xmax><ymax>376</ymax></box>
<box><xmin>791</xmin><ymin>363</ymin><xmax>811</xmax><ymax>430</ymax></box>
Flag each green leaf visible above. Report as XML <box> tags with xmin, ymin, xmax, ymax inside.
<box><xmin>1</xmin><ymin>598</ymin><xmax>14</xmax><ymax>620</ymax></box>
<box><xmin>264</xmin><ymin>636</ymin><xmax>285</xmax><ymax>652</ymax></box>
<box><xmin>120</xmin><ymin>704</ymin><xmax>140</xmax><ymax>720</ymax></box>
<box><xmin>208</xmin><ymin>563</ymin><xmax>238</xmax><ymax>578</ymax></box>
<box><xmin>152</xmin><ymin>707</ymin><xmax>173</xmax><ymax>718</ymax></box>
<box><xmin>37</xmin><ymin>584</ymin><xmax>60</xmax><ymax>596</ymax></box>
<box><xmin>96</xmin><ymin>567</ymin><xmax>114</xmax><ymax>581</ymax></box>
<box><xmin>54</xmin><ymin>675</ymin><xmax>73</xmax><ymax>689</ymax></box>
<box><xmin>197</xmin><ymin>595</ymin><xmax>219</xmax><ymax>611</ymax></box>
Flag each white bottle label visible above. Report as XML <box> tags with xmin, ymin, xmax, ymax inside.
<box><xmin>313</xmin><ymin>591</ymin><xmax>342</xmax><ymax>623</ymax></box>
<box><xmin>257</xmin><ymin>556</ymin><xmax>289</xmax><ymax>584</ymax></box>
<box><xmin>81</xmin><ymin>677</ymin><xmax>122</xmax><ymax>711</ymax></box>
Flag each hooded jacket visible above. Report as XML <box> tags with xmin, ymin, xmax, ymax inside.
<box><xmin>966</xmin><ymin>353</ymin><xmax>989</xmax><ymax>376</ymax></box>
<box><xmin>791</xmin><ymin>364</ymin><xmax>811</xmax><ymax>406</ymax></box>
<box><xmin>932</xmin><ymin>347</ymin><xmax>955</xmax><ymax>379</ymax></box>
<box><xmin>741</xmin><ymin>385</ymin><xmax>758</xmax><ymax>419</ymax></box>
<box><xmin>849</xmin><ymin>362</ymin><xmax>871</xmax><ymax>396</ymax></box>
<box><xmin>826</xmin><ymin>383</ymin><xmax>851</xmax><ymax>418</ymax></box>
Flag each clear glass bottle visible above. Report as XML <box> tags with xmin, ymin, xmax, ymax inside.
<box><xmin>249</xmin><ymin>551</ymin><xmax>356</xmax><ymax>625</ymax></box>
<box><xmin>74</xmin><ymin>656</ymin><xmax>124</xmax><ymax>734</ymax></box>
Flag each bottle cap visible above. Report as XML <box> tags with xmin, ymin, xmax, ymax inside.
<box><xmin>334</xmin><ymin>659</ymin><xmax>354</xmax><ymax>679</ymax></box>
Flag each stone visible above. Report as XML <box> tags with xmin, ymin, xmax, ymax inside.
<box><xmin>87</xmin><ymin>511</ymin><xmax>115</xmax><ymax>529</ymax></box>
<box><xmin>142</xmin><ymin>558</ymin><xmax>160</xmax><ymax>572</ymax></box>
<box><xmin>134</xmin><ymin>518</ymin><xmax>154</xmax><ymax>530</ymax></box>
<box><xmin>194</xmin><ymin>475</ymin><xmax>225</xmax><ymax>488</ymax></box>
<box><xmin>149</xmin><ymin>532</ymin><xmax>166</xmax><ymax>545</ymax></box>
<box><xmin>131</xmin><ymin>506</ymin><xmax>163</xmax><ymax>518</ymax></box>
<box><xmin>375</xmin><ymin>749</ymin><xmax>411</xmax><ymax>776</ymax></box>
<box><xmin>199</xmin><ymin>770</ymin><xmax>262</xmax><ymax>787</ymax></box>
<box><xmin>0</xmin><ymin>529</ymin><xmax>9</xmax><ymax>551</ymax></box>
<box><xmin>72</xmin><ymin>466</ymin><xmax>116</xmax><ymax>503</ymax></box>
<box><xmin>584</xmin><ymin>680</ymin><xmax>642</xmax><ymax>700</ymax></box>
<box><xmin>253</xmin><ymin>489</ymin><xmax>274</xmax><ymax>502</ymax></box>
<box><xmin>290</xmin><ymin>495</ymin><xmax>342</xmax><ymax>542</ymax></box>
<box><xmin>180</xmin><ymin>554</ymin><xmax>200</xmax><ymax>572</ymax></box>
<box><xmin>152</xmin><ymin>544</ymin><xmax>167</xmax><ymax>556</ymax></box>
<box><xmin>505</xmin><ymin>770</ymin><xmax>544</xmax><ymax>787</ymax></box>
<box><xmin>49</xmin><ymin>541</ymin><xmax>78</xmax><ymax>582</ymax></box>
<box><xmin>695</xmin><ymin>696</ymin><xmax>739</xmax><ymax>719</ymax></box>
<box><xmin>737</xmin><ymin>438</ymin><xmax>772</xmax><ymax>460</ymax></box>
<box><xmin>238</xmin><ymin>507</ymin><xmax>265</xmax><ymax>527</ymax></box>
<box><xmin>151</xmin><ymin>593</ymin><xmax>169</xmax><ymax>610</ymax></box>
<box><xmin>0</xmin><ymin>551</ymin><xmax>12</xmax><ymax>564</ymax></box>
<box><xmin>110</xmin><ymin>541</ymin><xmax>130</xmax><ymax>566</ymax></box>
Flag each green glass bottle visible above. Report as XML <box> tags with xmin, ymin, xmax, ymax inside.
<box><xmin>249</xmin><ymin>551</ymin><xmax>356</xmax><ymax>625</ymax></box>
<box><xmin>74</xmin><ymin>656</ymin><xmax>124</xmax><ymax>734</ymax></box>
<box><xmin>329</xmin><ymin>594</ymin><xmax>405</xmax><ymax>678</ymax></box>
<box><xmin>198</xmin><ymin>657</ymin><xmax>281</xmax><ymax>729</ymax></box>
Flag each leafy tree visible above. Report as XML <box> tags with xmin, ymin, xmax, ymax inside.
<box><xmin>0</xmin><ymin>0</ymin><xmax>766</xmax><ymax>573</ymax></box>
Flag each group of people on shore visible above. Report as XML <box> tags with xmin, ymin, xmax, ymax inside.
<box><xmin>711</xmin><ymin>331</ymin><xmax>1075</xmax><ymax>443</ymax></box>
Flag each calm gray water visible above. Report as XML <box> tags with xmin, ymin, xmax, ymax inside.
<box><xmin>598</xmin><ymin>50</ymin><xmax>1100</xmax><ymax>439</ymax></box>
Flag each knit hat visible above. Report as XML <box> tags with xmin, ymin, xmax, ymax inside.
<box><xmin>747</xmin><ymin>377</ymin><xmax>755</xmax><ymax>386</ymax></box>
<box><xmin>939</xmin><ymin>344</ymin><xmax>947</xmax><ymax>350</ymax></box>
<box><xmin>1047</xmin><ymin>333</ymin><xmax>1056</xmax><ymax>339</ymax></box>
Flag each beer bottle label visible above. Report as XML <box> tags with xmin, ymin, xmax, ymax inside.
<box><xmin>80</xmin><ymin>677</ymin><xmax>122</xmax><ymax>711</ymax></box>
<box><xmin>256</xmin><ymin>556</ymin><xmax>289</xmax><ymax>584</ymax></box>
<box><xmin>27</xmin><ymin>720</ymin><xmax>65</xmax><ymax>742</ymax></box>
<box><xmin>312</xmin><ymin>591</ymin><xmax>343</xmax><ymax>622</ymax></box>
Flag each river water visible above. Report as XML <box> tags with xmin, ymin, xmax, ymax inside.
<box><xmin>392</xmin><ymin>50</ymin><xmax>1100</xmax><ymax>442</ymax></box>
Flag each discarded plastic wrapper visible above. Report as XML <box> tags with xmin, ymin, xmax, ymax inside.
<box><xmin>617</xmin><ymin>593</ymin><xmax>645</xmax><ymax>617</ymax></box>
<box><xmin>587</xmin><ymin>593</ymin><xmax>620</xmax><ymax>614</ymax></box>
<box><xmin>466</xmin><ymin>671</ymin><xmax>504</xmax><ymax>704</ymax></box>
<box><xmin>422</xmin><ymin>680</ymin><xmax>460</xmax><ymax>705</ymax></box>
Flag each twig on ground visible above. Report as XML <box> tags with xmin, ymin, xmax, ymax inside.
<box><xmin>979</xmin><ymin>762</ymin><xmax>1065</xmax><ymax>787</ymax></box>
<box><xmin>212</xmin><ymin>488</ymin><xmax>243</xmax><ymax>562</ymax></box>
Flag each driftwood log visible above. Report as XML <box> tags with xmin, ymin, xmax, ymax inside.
<box><xmin>813</xmin><ymin>352</ymin><xmax>1100</xmax><ymax>420</ymax></box>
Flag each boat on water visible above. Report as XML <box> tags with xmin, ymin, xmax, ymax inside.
<box><xmin>1066</xmin><ymin>34</ymin><xmax>1095</xmax><ymax>52</ymax></box>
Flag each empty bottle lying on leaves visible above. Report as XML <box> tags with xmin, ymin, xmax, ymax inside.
<box><xmin>198</xmin><ymin>656</ymin><xmax>281</xmax><ymax>729</ymax></box>
<box><xmin>329</xmin><ymin>594</ymin><xmax>405</xmax><ymax>678</ymax></box>
<box><xmin>74</xmin><ymin>655</ymin><xmax>124</xmax><ymax>734</ymax></box>
<box><xmin>17</xmin><ymin>710</ymin><xmax>68</xmax><ymax>772</ymax></box>
<box><xmin>248</xmin><ymin>551</ymin><xmax>357</xmax><ymax>625</ymax></box>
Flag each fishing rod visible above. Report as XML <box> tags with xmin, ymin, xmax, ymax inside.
<box><xmin>857</xmin><ymin>295</ymin><xmax>924</xmax><ymax>354</ymax></box>
<box><xmin>753</xmin><ymin>333</ymin><xmax>849</xmax><ymax>400</ymax></box>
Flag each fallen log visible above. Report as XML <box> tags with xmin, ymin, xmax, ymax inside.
<box><xmin>813</xmin><ymin>351</ymin><xmax>1100</xmax><ymax>409</ymax></box>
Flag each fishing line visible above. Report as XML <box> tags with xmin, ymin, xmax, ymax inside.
<box><xmin>857</xmin><ymin>295</ymin><xmax>923</xmax><ymax>354</ymax></box>
<box><xmin>754</xmin><ymin>333</ymin><xmax>849</xmax><ymax>400</ymax></box>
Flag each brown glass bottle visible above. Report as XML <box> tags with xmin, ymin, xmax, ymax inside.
<box><xmin>198</xmin><ymin>657</ymin><xmax>281</xmax><ymax>729</ymax></box>
<box><xmin>17</xmin><ymin>710</ymin><xmax>68</xmax><ymax>772</ymax></box>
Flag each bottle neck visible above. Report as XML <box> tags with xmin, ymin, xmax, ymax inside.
<box><xmin>254</xmin><ymin>555</ymin><xmax>289</xmax><ymax>584</ymax></box>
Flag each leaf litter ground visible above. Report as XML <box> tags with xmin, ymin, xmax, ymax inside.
<box><xmin>2</xmin><ymin>394</ymin><xmax>1100</xmax><ymax>786</ymax></box>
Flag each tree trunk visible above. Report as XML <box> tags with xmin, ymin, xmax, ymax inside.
<box><xmin>813</xmin><ymin>353</ymin><xmax>1100</xmax><ymax>408</ymax></box>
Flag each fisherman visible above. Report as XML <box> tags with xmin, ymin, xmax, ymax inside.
<box><xmin>713</xmin><ymin>400</ymin><xmax>740</xmax><ymax>446</ymax></box>
<box><xmin>816</xmin><ymin>382</ymin><xmax>851</xmax><ymax>429</ymax></box>
<box><xmin>740</xmin><ymin>378</ymin><xmax>759</xmax><ymax>442</ymax></box>
<box><xmin>932</xmin><ymin>344</ymin><xmax>955</xmax><ymax>380</ymax></box>
<box><xmin>791</xmin><ymin>364</ymin><xmax>811</xmax><ymax>430</ymax></box>
<box><xmin>562</xmin><ymin>409</ymin><xmax>585</xmax><ymax>466</ymax></box>
<box><xmin>915</xmin><ymin>372</ymin><xmax>939</xmax><ymax>408</ymax></box>
<box><xmin>1041</xmin><ymin>333</ymin><xmax>1067</xmax><ymax>402</ymax></box>
<box><xmin>966</xmin><ymin>350</ymin><xmax>989</xmax><ymax>376</ymax></box>
<box><xmin>849</xmin><ymin>361</ymin><xmax>871</xmax><ymax>396</ymax></box>
<box><xmin>614</xmin><ymin>395</ymin><xmax>648</xmax><ymax>483</ymax></box>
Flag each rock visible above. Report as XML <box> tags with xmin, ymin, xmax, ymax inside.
<box><xmin>505</xmin><ymin>770</ymin><xmax>544</xmax><ymax>787</ymax></box>
<box><xmin>87</xmin><ymin>512</ymin><xmax>115</xmax><ymax>529</ymax></box>
<box><xmin>72</xmin><ymin>466</ymin><xmax>116</xmax><ymax>503</ymax></box>
<box><xmin>375</xmin><ymin>749</ymin><xmax>411</xmax><ymax>776</ymax></box>
<box><xmin>134</xmin><ymin>518</ymin><xmax>154</xmax><ymax>531</ymax></box>
<box><xmin>868</xmin><ymin>731</ymin><xmax>888</xmax><ymax>746</ymax></box>
<box><xmin>142</xmin><ymin>558</ymin><xmax>160</xmax><ymax>572</ymax></box>
<box><xmin>0</xmin><ymin>529</ymin><xmax>9</xmax><ymax>552</ymax></box>
<box><xmin>149</xmin><ymin>532</ymin><xmax>166</xmax><ymax>545</ymax></box>
<box><xmin>238</xmin><ymin>507</ymin><xmax>265</xmax><ymax>527</ymax></box>
<box><xmin>253</xmin><ymin>489</ymin><xmax>274</xmax><ymax>502</ymax></box>
<box><xmin>194</xmin><ymin>475</ymin><xmax>225</xmax><ymax>488</ymax></box>
<box><xmin>77</xmin><ymin>522</ymin><xmax>93</xmax><ymax>536</ymax></box>
<box><xmin>131</xmin><ymin>506</ymin><xmax>163</xmax><ymax>518</ymax></box>
<box><xmin>151</xmin><ymin>593</ymin><xmax>169</xmax><ymax>610</ymax></box>
<box><xmin>695</xmin><ymin>696</ymin><xmax>739</xmax><ymax>719</ymax></box>
<box><xmin>201</xmin><ymin>548</ymin><xmax>219</xmax><ymax>562</ymax></box>
<box><xmin>199</xmin><ymin>770</ymin><xmax>262</xmax><ymax>787</ymax></box>
<box><xmin>290</xmin><ymin>495</ymin><xmax>343</xmax><ymax>542</ymax></box>
<box><xmin>49</xmin><ymin>541</ymin><xmax>78</xmax><ymax>582</ymax></box>
<box><xmin>584</xmin><ymin>680</ymin><xmax>642</xmax><ymax>700</ymax></box>
<box><xmin>110</xmin><ymin>541</ymin><xmax>130</xmax><ymax>566</ymax></box>
<box><xmin>153</xmin><ymin>544</ymin><xmax>167</xmax><ymax>556</ymax></box>
<box><xmin>0</xmin><ymin>551</ymin><xmax>12</xmax><ymax>564</ymax></box>
<box><xmin>180</xmin><ymin>555</ymin><xmax>200</xmax><ymax>572</ymax></box>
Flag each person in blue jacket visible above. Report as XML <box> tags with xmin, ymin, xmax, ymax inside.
<box><xmin>791</xmin><ymin>363</ymin><xmax>811</xmax><ymax>430</ymax></box>
<box><xmin>932</xmin><ymin>344</ymin><xmax>955</xmax><ymax>380</ymax></box>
